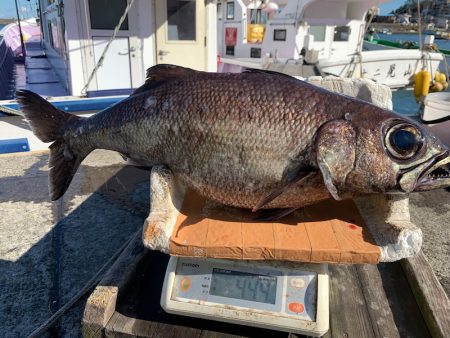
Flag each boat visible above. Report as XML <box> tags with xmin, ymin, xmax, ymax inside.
<box><xmin>216</xmin><ymin>0</ymin><xmax>444</xmax><ymax>89</ymax></box>
<box><xmin>421</xmin><ymin>92</ymin><xmax>450</xmax><ymax>147</ymax></box>
<box><xmin>422</xmin><ymin>92</ymin><xmax>450</xmax><ymax>124</ymax></box>
<box><xmin>363</xmin><ymin>36</ymin><xmax>450</xmax><ymax>68</ymax></box>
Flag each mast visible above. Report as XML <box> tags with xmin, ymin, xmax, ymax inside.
<box><xmin>14</xmin><ymin>0</ymin><xmax>26</xmax><ymax>60</ymax></box>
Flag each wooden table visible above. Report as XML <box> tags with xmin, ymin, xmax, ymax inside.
<box><xmin>82</xmin><ymin>233</ymin><xmax>450</xmax><ymax>338</ymax></box>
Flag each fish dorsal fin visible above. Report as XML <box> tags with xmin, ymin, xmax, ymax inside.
<box><xmin>243</xmin><ymin>68</ymin><xmax>298</xmax><ymax>81</ymax></box>
<box><xmin>146</xmin><ymin>64</ymin><xmax>198</xmax><ymax>81</ymax></box>
<box><xmin>132</xmin><ymin>64</ymin><xmax>199</xmax><ymax>95</ymax></box>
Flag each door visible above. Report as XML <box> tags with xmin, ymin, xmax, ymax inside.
<box><xmin>92</xmin><ymin>37</ymin><xmax>132</xmax><ymax>90</ymax></box>
<box><xmin>87</xmin><ymin>0</ymin><xmax>141</xmax><ymax>91</ymax></box>
<box><xmin>155</xmin><ymin>0</ymin><xmax>206</xmax><ymax>70</ymax></box>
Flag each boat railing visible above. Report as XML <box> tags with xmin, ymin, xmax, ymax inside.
<box><xmin>0</xmin><ymin>38</ymin><xmax>14</xmax><ymax>99</ymax></box>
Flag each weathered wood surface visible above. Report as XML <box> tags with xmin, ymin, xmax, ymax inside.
<box><xmin>82</xmin><ymin>232</ymin><xmax>147</xmax><ymax>338</ymax></box>
<box><xmin>402</xmin><ymin>252</ymin><xmax>450</xmax><ymax>338</ymax></box>
<box><xmin>83</xmin><ymin>242</ymin><xmax>434</xmax><ymax>338</ymax></box>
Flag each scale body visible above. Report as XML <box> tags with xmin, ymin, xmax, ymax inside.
<box><xmin>161</xmin><ymin>256</ymin><xmax>329</xmax><ymax>336</ymax></box>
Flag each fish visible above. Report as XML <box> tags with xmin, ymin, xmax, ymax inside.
<box><xmin>16</xmin><ymin>65</ymin><xmax>450</xmax><ymax>219</ymax></box>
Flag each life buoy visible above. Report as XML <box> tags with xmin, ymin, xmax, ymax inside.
<box><xmin>414</xmin><ymin>70</ymin><xmax>431</xmax><ymax>100</ymax></box>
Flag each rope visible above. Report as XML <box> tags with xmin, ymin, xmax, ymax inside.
<box><xmin>81</xmin><ymin>0</ymin><xmax>136</xmax><ymax>95</ymax></box>
<box><xmin>417</xmin><ymin>0</ymin><xmax>425</xmax><ymax>70</ymax></box>
<box><xmin>26</xmin><ymin>230</ymin><xmax>140</xmax><ymax>338</ymax></box>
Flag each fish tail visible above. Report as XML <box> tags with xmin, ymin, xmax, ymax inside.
<box><xmin>16</xmin><ymin>90</ymin><xmax>89</xmax><ymax>200</ymax></box>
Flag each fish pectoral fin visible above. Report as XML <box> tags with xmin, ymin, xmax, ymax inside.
<box><xmin>253</xmin><ymin>208</ymin><xmax>299</xmax><ymax>222</ymax></box>
<box><xmin>316</xmin><ymin>120</ymin><xmax>356</xmax><ymax>200</ymax></box>
<box><xmin>252</xmin><ymin>170</ymin><xmax>314</xmax><ymax>212</ymax></box>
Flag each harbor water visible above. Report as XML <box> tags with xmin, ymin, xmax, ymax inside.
<box><xmin>377</xmin><ymin>32</ymin><xmax>450</xmax><ymax>51</ymax></box>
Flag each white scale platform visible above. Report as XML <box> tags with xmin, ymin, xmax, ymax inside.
<box><xmin>161</xmin><ymin>257</ymin><xmax>329</xmax><ymax>336</ymax></box>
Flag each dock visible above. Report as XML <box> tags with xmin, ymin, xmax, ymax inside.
<box><xmin>0</xmin><ymin>150</ymin><xmax>449</xmax><ymax>337</ymax></box>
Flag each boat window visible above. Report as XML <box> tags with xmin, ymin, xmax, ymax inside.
<box><xmin>273</xmin><ymin>29</ymin><xmax>286</xmax><ymax>41</ymax></box>
<box><xmin>308</xmin><ymin>26</ymin><xmax>326</xmax><ymax>42</ymax></box>
<box><xmin>334</xmin><ymin>26</ymin><xmax>351</xmax><ymax>41</ymax></box>
<box><xmin>88</xmin><ymin>0</ymin><xmax>129</xmax><ymax>30</ymax></box>
<box><xmin>217</xmin><ymin>2</ymin><xmax>222</xmax><ymax>20</ymax></box>
<box><xmin>250</xmin><ymin>9</ymin><xmax>268</xmax><ymax>25</ymax></box>
<box><xmin>227</xmin><ymin>2</ymin><xmax>235</xmax><ymax>20</ymax></box>
<box><xmin>250</xmin><ymin>47</ymin><xmax>261</xmax><ymax>58</ymax></box>
<box><xmin>167</xmin><ymin>0</ymin><xmax>196</xmax><ymax>40</ymax></box>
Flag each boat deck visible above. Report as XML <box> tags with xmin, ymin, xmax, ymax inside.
<box><xmin>14</xmin><ymin>40</ymin><xmax>68</xmax><ymax>97</ymax></box>
<box><xmin>0</xmin><ymin>150</ymin><xmax>449</xmax><ymax>337</ymax></box>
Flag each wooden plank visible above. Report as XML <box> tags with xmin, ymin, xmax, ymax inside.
<box><xmin>376</xmin><ymin>262</ymin><xmax>431</xmax><ymax>337</ymax></box>
<box><xmin>354</xmin><ymin>265</ymin><xmax>401</xmax><ymax>338</ymax></box>
<box><xmin>328</xmin><ymin>264</ymin><xmax>375</xmax><ymax>337</ymax></box>
<box><xmin>83</xmin><ymin>231</ymin><xmax>146</xmax><ymax>338</ymax></box>
<box><xmin>401</xmin><ymin>252</ymin><xmax>450</xmax><ymax>338</ymax></box>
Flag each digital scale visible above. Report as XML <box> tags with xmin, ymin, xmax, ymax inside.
<box><xmin>161</xmin><ymin>257</ymin><xmax>329</xmax><ymax>336</ymax></box>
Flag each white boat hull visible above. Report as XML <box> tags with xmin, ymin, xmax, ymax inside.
<box><xmin>319</xmin><ymin>50</ymin><xmax>443</xmax><ymax>89</ymax></box>
<box><xmin>422</xmin><ymin>92</ymin><xmax>450</xmax><ymax>122</ymax></box>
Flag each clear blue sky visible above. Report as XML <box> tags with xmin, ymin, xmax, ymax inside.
<box><xmin>0</xmin><ymin>0</ymin><xmax>38</xmax><ymax>19</ymax></box>
<box><xmin>379</xmin><ymin>0</ymin><xmax>407</xmax><ymax>15</ymax></box>
<box><xmin>0</xmin><ymin>0</ymin><xmax>406</xmax><ymax>19</ymax></box>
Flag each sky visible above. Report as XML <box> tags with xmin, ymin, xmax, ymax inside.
<box><xmin>378</xmin><ymin>0</ymin><xmax>407</xmax><ymax>15</ymax></box>
<box><xmin>0</xmin><ymin>0</ymin><xmax>38</xmax><ymax>20</ymax></box>
<box><xmin>0</xmin><ymin>0</ymin><xmax>406</xmax><ymax>19</ymax></box>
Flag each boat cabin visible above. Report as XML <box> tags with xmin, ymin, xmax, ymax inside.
<box><xmin>217</xmin><ymin>0</ymin><xmax>386</xmax><ymax>64</ymax></box>
<box><xmin>38</xmin><ymin>0</ymin><xmax>217</xmax><ymax>97</ymax></box>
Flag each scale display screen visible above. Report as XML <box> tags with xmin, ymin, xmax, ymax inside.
<box><xmin>209</xmin><ymin>268</ymin><xmax>277</xmax><ymax>304</ymax></box>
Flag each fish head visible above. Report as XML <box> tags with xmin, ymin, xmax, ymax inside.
<box><xmin>316</xmin><ymin>105</ymin><xmax>450</xmax><ymax>199</ymax></box>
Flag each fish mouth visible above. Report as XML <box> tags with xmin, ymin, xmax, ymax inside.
<box><xmin>414</xmin><ymin>151</ymin><xmax>450</xmax><ymax>191</ymax></box>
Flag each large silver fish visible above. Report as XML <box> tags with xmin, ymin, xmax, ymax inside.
<box><xmin>16</xmin><ymin>65</ymin><xmax>450</xmax><ymax>218</ymax></box>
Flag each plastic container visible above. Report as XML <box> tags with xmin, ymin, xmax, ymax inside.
<box><xmin>422</xmin><ymin>92</ymin><xmax>450</xmax><ymax>122</ymax></box>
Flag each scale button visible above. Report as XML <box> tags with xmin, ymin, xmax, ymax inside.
<box><xmin>180</xmin><ymin>277</ymin><xmax>191</xmax><ymax>292</ymax></box>
<box><xmin>288</xmin><ymin>302</ymin><xmax>305</xmax><ymax>314</ymax></box>
<box><xmin>290</xmin><ymin>278</ymin><xmax>306</xmax><ymax>288</ymax></box>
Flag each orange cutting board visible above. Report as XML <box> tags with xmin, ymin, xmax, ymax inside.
<box><xmin>167</xmin><ymin>190</ymin><xmax>381</xmax><ymax>264</ymax></box>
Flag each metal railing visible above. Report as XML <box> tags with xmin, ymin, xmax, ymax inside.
<box><xmin>0</xmin><ymin>37</ymin><xmax>15</xmax><ymax>99</ymax></box>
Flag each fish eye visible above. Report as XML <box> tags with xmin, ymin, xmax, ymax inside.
<box><xmin>385</xmin><ymin>123</ymin><xmax>423</xmax><ymax>160</ymax></box>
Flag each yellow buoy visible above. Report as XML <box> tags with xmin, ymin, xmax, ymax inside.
<box><xmin>414</xmin><ymin>70</ymin><xmax>431</xmax><ymax>100</ymax></box>
<box><xmin>421</xmin><ymin>70</ymin><xmax>431</xmax><ymax>97</ymax></box>
<box><xmin>414</xmin><ymin>71</ymin><xmax>424</xmax><ymax>98</ymax></box>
